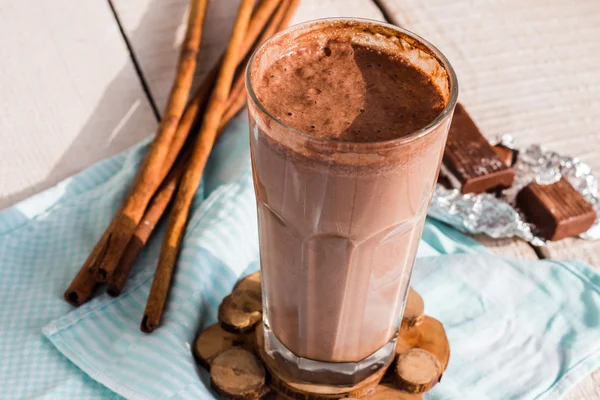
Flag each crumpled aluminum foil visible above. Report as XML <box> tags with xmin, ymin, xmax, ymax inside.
<box><xmin>428</xmin><ymin>135</ymin><xmax>600</xmax><ymax>245</ymax></box>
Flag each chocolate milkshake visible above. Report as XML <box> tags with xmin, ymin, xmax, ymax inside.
<box><xmin>246</xmin><ymin>19</ymin><xmax>457</xmax><ymax>383</ymax></box>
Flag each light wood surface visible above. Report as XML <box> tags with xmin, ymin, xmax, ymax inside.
<box><xmin>0</xmin><ymin>0</ymin><xmax>157</xmax><ymax>209</ymax></box>
<box><xmin>472</xmin><ymin>234</ymin><xmax>538</xmax><ymax>260</ymax></box>
<box><xmin>563</xmin><ymin>369</ymin><xmax>600</xmax><ymax>400</ymax></box>
<box><xmin>0</xmin><ymin>0</ymin><xmax>598</xmax><ymax>397</ymax></box>
<box><xmin>538</xmin><ymin>238</ymin><xmax>600</xmax><ymax>267</ymax></box>
<box><xmin>540</xmin><ymin>237</ymin><xmax>600</xmax><ymax>268</ymax></box>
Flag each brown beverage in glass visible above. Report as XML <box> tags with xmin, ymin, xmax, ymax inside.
<box><xmin>246</xmin><ymin>18</ymin><xmax>458</xmax><ymax>384</ymax></box>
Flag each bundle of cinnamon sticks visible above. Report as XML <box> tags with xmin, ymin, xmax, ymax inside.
<box><xmin>64</xmin><ymin>0</ymin><xmax>298</xmax><ymax>333</ymax></box>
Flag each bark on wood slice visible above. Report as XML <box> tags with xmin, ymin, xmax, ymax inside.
<box><xmin>193</xmin><ymin>323</ymin><xmax>252</xmax><ymax>369</ymax></box>
<box><xmin>254</xmin><ymin>323</ymin><xmax>386</xmax><ymax>399</ymax></box>
<box><xmin>401</xmin><ymin>288</ymin><xmax>424</xmax><ymax>329</ymax></box>
<box><xmin>210</xmin><ymin>348</ymin><xmax>269</xmax><ymax>399</ymax></box>
<box><xmin>392</xmin><ymin>349</ymin><xmax>441</xmax><ymax>394</ymax></box>
<box><xmin>219</xmin><ymin>288</ymin><xmax>262</xmax><ymax>333</ymax></box>
<box><xmin>396</xmin><ymin>316</ymin><xmax>450</xmax><ymax>372</ymax></box>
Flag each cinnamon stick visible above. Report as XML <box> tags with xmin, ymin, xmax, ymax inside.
<box><xmin>67</xmin><ymin>0</ymin><xmax>285</xmax><ymax>305</ymax></box>
<box><xmin>278</xmin><ymin>0</ymin><xmax>299</xmax><ymax>29</ymax></box>
<box><xmin>193</xmin><ymin>0</ymin><xmax>282</xmax><ymax>98</ymax></box>
<box><xmin>65</xmin><ymin>80</ymin><xmax>209</xmax><ymax>304</ymax></box>
<box><xmin>64</xmin><ymin>261</ymin><xmax>99</xmax><ymax>307</ymax></box>
<box><xmin>182</xmin><ymin>0</ymin><xmax>283</xmax><ymax>112</ymax></box>
<box><xmin>91</xmin><ymin>0</ymin><xmax>282</xmax><ymax>283</ymax></box>
<box><xmin>108</xmin><ymin>33</ymin><xmax>278</xmax><ymax>297</ymax></box>
<box><xmin>64</xmin><ymin>227</ymin><xmax>113</xmax><ymax>305</ymax></box>
<box><xmin>219</xmin><ymin>92</ymin><xmax>248</xmax><ymax>132</ymax></box>
<box><xmin>107</xmin><ymin>77</ymin><xmax>254</xmax><ymax>297</ymax></box>
<box><xmin>89</xmin><ymin>0</ymin><xmax>209</xmax><ymax>282</ymax></box>
<box><xmin>106</xmin><ymin>155</ymin><xmax>188</xmax><ymax>297</ymax></box>
<box><xmin>163</xmin><ymin>73</ymin><xmax>216</xmax><ymax>172</ymax></box>
<box><xmin>141</xmin><ymin>0</ymin><xmax>256</xmax><ymax>333</ymax></box>
<box><xmin>240</xmin><ymin>0</ymin><xmax>283</xmax><ymax>57</ymax></box>
<box><xmin>71</xmin><ymin>59</ymin><xmax>213</xmax><ymax>296</ymax></box>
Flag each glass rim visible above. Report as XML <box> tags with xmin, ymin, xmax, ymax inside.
<box><xmin>245</xmin><ymin>17</ymin><xmax>459</xmax><ymax>148</ymax></box>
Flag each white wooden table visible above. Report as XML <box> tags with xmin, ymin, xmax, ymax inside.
<box><xmin>1</xmin><ymin>0</ymin><xmax>599</xmax><ymax>398</ymax></box>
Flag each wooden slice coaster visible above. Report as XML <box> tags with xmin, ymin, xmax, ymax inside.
<box><xmin>401</xmin><ymin>288</ymin><xmax>425</xmax><ymax>330</ymax></box>
<box><xmin>254</xmin><ymin>323</ymin><xmax>387</xmax><ymax>399</ymax></box>
<box><xmin>193</xmin><ymin>323</ymin><xmax>251</xmax><ymax>369</ymax></box>
<box><xmin>219</xmin><ymin>273</ymin><xmax>263</xmax><ymax>333</ymax></box>
<box><xmin>393</xmin><ymin>349</ymin><xmax>441</xmax><ymax>394</ymax></box>
<box><xmin>210</xmin><ymin>348</ymin><xmax>269</xmax><ymax>399</ymax></box>
<box><xmin>196</xmin><ymin>272</ymin><xmax>450</xmax><ymax>399</ymax></box>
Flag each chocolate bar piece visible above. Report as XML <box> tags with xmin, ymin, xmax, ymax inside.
<box><xmin>492</xmin><ymin>145</ymin><xmax>515</xmax><ymax>167</ymax></box>
<box><xmin>443</xmin><ymin>104</ymin><xmax>515</xmax><ymax>194</ymax></box>
<box><xmin>517</xmin><ymin>178</ymin><xmax>597</xmax><ymax>241</ymax></box>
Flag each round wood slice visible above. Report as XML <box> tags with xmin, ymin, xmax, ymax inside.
<box><xmin>210</xmin><ymin>348</ymin><xmax>269</xmax><ymax>399</ymax></box>
<box><xmin>396</xmin><ymin>316</ymin><xmax>450</xmax><ymax>372</ymax></box>
<box><xmin>254</xmin><ymin>323</ymin><xmax>386</xmax><ymax>399</ymax></box>
<box><xmin>392</xmin><ymin>349</ymin><xmax>441</xmax><ymax>394</ymax></box>
<box><xmin>193</xmin><ymin>323</ymin><xmax>251</xmax><ymax>370</ymax></box>
<box><xmin>219</xmin><ymin>289</ymin><xmax>262</xmax><ymax>333</ymax></box>
<box><xmin>401</xmin><ymin>288</ymin><xmax>424</xmax><ymax>329</ymax></box>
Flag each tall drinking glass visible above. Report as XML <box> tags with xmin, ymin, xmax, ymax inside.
<box><xmin>246</xmin><ymin>18</ymin><xmax>458</xmax><ymax>385</ymax></box>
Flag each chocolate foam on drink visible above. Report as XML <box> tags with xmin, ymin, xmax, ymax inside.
<box><xmin>248</xmin><ymin>20</ymin><xmax>452</xmax><ymax>172</ymax></box>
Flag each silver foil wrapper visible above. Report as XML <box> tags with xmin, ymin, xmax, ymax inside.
<box><xmin>428</xmin><ymin>135</ymin><xmax>600</xmax><ymax>244</ymax></box>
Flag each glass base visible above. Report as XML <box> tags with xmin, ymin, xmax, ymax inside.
<box><xmin>263</xmin><ymin>321</ymin><xmax>397</xmax><ymax>386</ymax></box>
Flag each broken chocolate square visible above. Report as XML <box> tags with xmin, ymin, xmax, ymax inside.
<box><xmin>442</xmin><ymin>104</ymin><xmax>515</xmax><ymax>194</ymax></box>
<box><xmin>516</xmin><ymin>178</ymin><xmax>597</xmax><ymax>241</ymax></box>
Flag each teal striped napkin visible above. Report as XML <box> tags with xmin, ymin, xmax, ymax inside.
<box><xmin>1</xmin><ymin>112</ymin><xmax>599</xmax><ymax>399</ymax></box>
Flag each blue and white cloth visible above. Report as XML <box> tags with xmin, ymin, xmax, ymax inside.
<box><xmin>1</xmin><ymin>113</ymin><xmax>600</xmax><ymax>399</ymax></box>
